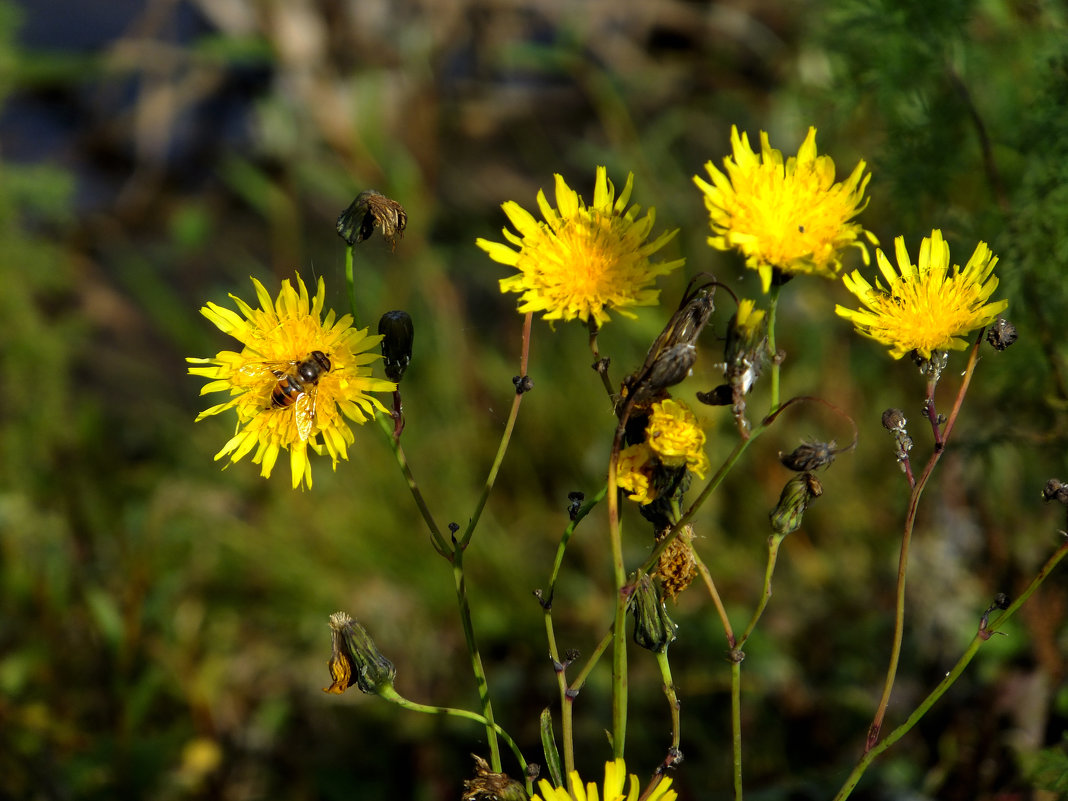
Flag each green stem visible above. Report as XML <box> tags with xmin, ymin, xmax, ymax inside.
<box><xmin>607</xmin><ymin>435</ymin><xmax>629</xmax><ymax>759</ymax></box>
<box><xmin>377</xmin><ymin>684</ymin><xmax>529</xmax><ymax>791</ymax></box>
<box><xmin>731</xmin><ymin>658</ymin><xmax>743</xmax><ymax>801</ymax></box>
<box><xmin>834</xmin><ymin>537</ymin><xmax>1068</xmax><ymax>801</ymax></box>
<box><xmin>766</xmin><ymin>284</ymin><xmax>781</xmax><ymax>412</ymax></box>
<box><xmin>737</xmin><ymin>534</ymin><xmax>783</xmax><ymax>648</ymax></box>
<box><xmin>452</xmin><ymin>544</ymin><xmax>502</xmax><ymax>771</ymax></box>
<box><xmin>344</xmin><ymin>243</ymin><xmax>358</xmax><ymax>324</ymax></box>
<box><xmin>459</xmin><ymin>312</ymin><xmax>532</xmax><ymax>548</ymax></box>
<box><xmin>542</xmin><ymin>487</ymin><xmax>607</xmax><ymax>778</ymax></box>
<box><xmin>866</xmin><ymin>337</ymin><xmax>983</xmax><ymax>750</ymax></box>
<box><xmin>655</xmin><ymin>649</ymin><xmax>680</xmax><ymax>751</ymax></box>
<box><xmin>378</xmin><ymin>414</ymin><xmax>450</xmax><ymax>556</ymax></box>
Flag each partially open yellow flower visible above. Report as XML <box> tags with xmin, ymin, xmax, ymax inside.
<box><xmin>835</xmin><ymin>229</ymin><xmax>1009</xmax><ymax>359</ymax></box>
<box><xmin>647</xmin><ymin>399</ymin><xmax>710</xmax><ymax>479</ymax></box>
<box><xmin>530</xmin><ymin>758</ymin><xmax>676</xmax><ymax>801</ymax></box>
<box><xmin>695</xmin><ymin>125</ymin><xmax>876</xmax><ymax>292</ymax></box>
<box><xmin>617</xmin><ymin>443</ymin><xmax>658</xmax><ymax>505</ymax></box>
<box><xmin>476</xmin><ymin>167</ymin><xmax>685</xmax><ymax>326</ymax></box>
<box><xmin>187</xmin><ymin>275</ymin><xmax>395</xmax><ymax>489</ymax></box>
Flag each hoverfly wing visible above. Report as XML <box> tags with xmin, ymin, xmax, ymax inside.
<box><xmin>294</xmin><ymin>390</ymin><xmax>317</xmax><ymax>441</ymax></box>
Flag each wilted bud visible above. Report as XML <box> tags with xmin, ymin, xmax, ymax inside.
<box><xmin>696</xmin><ymin>384</ymin><xmax>733</xmax><ymax>406</ymax></box>
<box><xmin>323</xmin><ymin>611</ymin><xmax>396</xmax><ymax>695</ymax></box>
<box><xmin>378</xmin><ymin>310</ymin><xmax>414</xmax><ymax>382</ymax></box>
<box><xmin>1042</xmin><ymin>478</ymin><xmax>1068</xmax><ymax>505</ymax></box>
<box><xmin>779</xmin><ymin>440</ymin><xmax>837</xmax><ymax>472</ymax></box>
<box><xmin>986</xmin><ymin>317</ymin><xmax>1018</xmax><ymax>351</ymax></box>
<box><xmin>769</xmin><ymin>472</ymin><xmax>822</xmax><ymax>537</ymax></box>
<box><xmin>461</xmin><ymin>754</ymin><xmax>528</xmax><ymax>801</ymax></box>
<box><xmin>881</xmin><ymin>408</ymin><xmax>907</xmax><ymax>432</ymax></box>
<box><xmin>629</xmin><ymin>573</ymin><xmax>678</xmax><ymax>653</ymax></box>
<box><xmin>656</xmin><ymin>524</ymin><xmax>698</xmax><ymax>602</ymax></box>
<box><xmin>336</xmin><ymin>190</ymin><xmax>407</xmax><ymax>249</ymax></box>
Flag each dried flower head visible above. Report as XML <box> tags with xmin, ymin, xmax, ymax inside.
<box><xmin>694</xmin><ymin>125</ymin><xmax>876</xmax><ymax>292</ymax></box>
<box><xmin>476</xmin><ymin>167</ymin><xmax>685</xmax><ymax>326</ymax></box>
<box><xmin>336</xmin><ymin>190</ymin><xmax>408</xmax><ymax>250</ymax></box>
<box><xmin>656</xmin><ymin>524</ymin><xmax>698</xmax><ymax>601</ymax></box>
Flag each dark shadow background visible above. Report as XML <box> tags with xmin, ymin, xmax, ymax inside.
<box><xmin>1</xmin><ymin>0</ymin><xmax>1066</xmax><ymax>799</ymax></box>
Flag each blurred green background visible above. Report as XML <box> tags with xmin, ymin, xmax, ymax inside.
<box><xmin>1</xmin><ymin>0</ymin><xmax>1067</xmax><ymax>799</ymax></box>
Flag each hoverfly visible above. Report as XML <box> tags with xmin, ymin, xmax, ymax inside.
<box><xmin>241</xmin><ymin>351</ymin><xmax>332</xmax><ymax>441</ymax></box>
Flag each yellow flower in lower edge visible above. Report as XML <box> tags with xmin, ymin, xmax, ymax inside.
<box><xmin>617</xmin><ymin>443</ymin><xmax>658</xmax><ymax>505</ymax></box>
<box><xmin>694</xmin><ymin>125</ymin><xmax>876</xmax><ymax>293</ymax></box>
<box><xmin>647</xmin><ymin>399</ymin><xmax>710</xmax><ymax>479</ymax></box>
<box><xmin>531</xmin><ymin>759</ymin><xmax>677</xmax><ymax>801</ymax></box>
<box><xmin>187</xmin><ymin>275</ymin><xmax>395</xmax><ymax>489</ymax></box>
<box><xmin>476</xmin><ymin>167</ymin><xmax>685</xmax><ymax>326</ymax></box>
<box><xmin>835</xmin><ymin>229</ymin><xmax>1009</xmax><ymax>360</ymax></box>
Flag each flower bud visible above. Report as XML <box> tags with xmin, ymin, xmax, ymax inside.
<box><xmin>1042</xmin><ymin>478</ymin><xmax>1068</xmax><ymax>505</ymax></box>
<box><xmin>378</xmin><ymin>310</ymin><xmax>414</xmax><ymax>382</ymax></box>
<box><xmin>986</xmin><ymin>317</ymin><xmax>1018</xmax><ymax>351</ymax></box>
<box><xmin>336</xmin><ymin>190</ymin><xmax>407</xmax><ymax>249</ymax></box>
<box><xmin>769</xmin><ymin>472</ymin><xmax>822</xmax><ymax>537</ymax></box>
<box><xmin>881</xmin><ymin>408</ymin><xmax>907</xmax><ymax>432</ymax></box>
<box><xmin>323</xmin><ymin>611</ymin><xmax>396</xmax><ymax>695</ymax></box>
<box><xmin>629</xmin><ymin>573</ymin><xmax>678</xmax><ymax>653</ymax></box>
<box><xmin>779</xmin><ymin>440</ymin><xmax>837</xmax><ymax>472</ymax></box>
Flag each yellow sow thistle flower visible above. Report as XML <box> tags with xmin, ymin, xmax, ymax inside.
<box><xmin>530</xmin><ymin>758</ymin><xmax>677</xmax><ymax>801</ymax></box>
<box><xmin>187</xmin><ymin>275</ymin><xmax>395</xmax><ymax>489</ymax></box>
<box><xmin>616</xmin><ymin>442</ymin><xmax>658</xmax><ymax>505</ymax></box>
<box><xmin>476</xmin><ymin>166</ymin><xmax>685</xmax><ymax>326</ymax></box>
<box><xmin>694</xmin><ymin>125</ymin><xmax>876</xmax><ymax>293</ymax></box>
<box><xmin>835</xmin><ymin>229</ymin><xmax>1009</xmax><ymax>360</ymax></box>
<box><xmin>647</xmin><ymin>398</ymin><xmax>710</xmax><ymax>479</ymax></box>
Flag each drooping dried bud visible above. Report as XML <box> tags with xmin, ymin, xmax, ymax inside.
<box><xmin>629</xmin><ymin>573</ymin><xmax>678</xmax><ymax>653</ymax></box>
<box><xmin>323</xmin><ymin>611</ymin><xmax>396</xmax><ymax>695</ymax></box>
<box><xmin>696</xmin><ymin>384</ymin><xmax>733</xmax><ymax>406</ymax></box>
<box><xmin>336</xmin><ymin>190</ymin><xmax>407</xmax><ymax>249</ymax></box>
<box><xmin>461</xmin><ymin>754</ymin><xmax>528</xmax><ymax>801</ymax></box>
<box><xmin>378</xmin><ymin>310</ymin><xmax>414</xmax><ymax>382</ymax></box>
<box><xmin>986</xmin><ymin>317</ymin><xmax>1018</xmax><ymax>351</ymax></box>
<box><xmin>656</xmin><ymin>524</ymin><xmax>698</xmax><ymax>602</ymax></box>
<box><xmin>769</xmin><ymin>472</ymin><xmax>822</xmax><ymax>537</ymax></box>
<box><xmin>1042</xmin><ymin>479</ymin><xmax>1068</xmax><ymax>505</ymax></box>
<box><xmin>779</xmin><ymin>440</ymin><xmax>837</xmax><ymax>472</ymax></box>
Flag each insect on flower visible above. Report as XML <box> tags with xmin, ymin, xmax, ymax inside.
<box><xmin>242</xmin><ymin>350</ymin><xmax>332</xmax><ymax>442</ymax></box>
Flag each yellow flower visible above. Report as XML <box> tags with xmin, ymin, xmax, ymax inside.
<box><xmin>835</xmin><ymin>229</ymin><xmax>1009</xmax><ymax>359</ymax></box>
<box><xmin>694</xmin><ymin>125</ymin><xmax>876</xmax><ymax>293</ymax></box>
<box><xmin>617</xmin><ymin>443</ymin><xmax>658</xmax><ymax>505</ymax></box>
<box><xmin>647</xmin><ymin>399</ymin><xmax>710</xmax><ymax>479</ymax></box>
<box><xmin>530</xmin><ymin>758</ymin><xmax>676</xmax><ymax>801</ymax></box>
<box><xmin>187</xmin><ymin>275</ymin><xmax>395</xmax><ymax>489</ymax></box>
<box><xmin>476</xmin><ymin>167</ymin><xmax>685</xmax><ymax>326</ymax></box>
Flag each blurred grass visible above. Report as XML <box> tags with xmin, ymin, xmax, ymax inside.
<box><xmin>1</xmin><ymin>0</ymin><xmax>1067</xmax><ymax>799</ymax></box>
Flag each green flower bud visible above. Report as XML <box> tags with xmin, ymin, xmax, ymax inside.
<box><xmin>323</xmin><ymin>611</ymin><xmax>396</xmax><ymax>695</ymax></box>
<box><xmin>769</xmin><ymin>472</ymin><xmax>822</xmax><ymax>537</ymax></box>
<box><xmin>629</xmin><ymin>574</ymin><xmax>678</xmax><ymax>653</ymax></box>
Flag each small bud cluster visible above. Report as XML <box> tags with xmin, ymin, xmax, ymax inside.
<box><xmin>881</xmin><ymin>408</ymin><xmax>913</xmax><ymax>472</ymax></box>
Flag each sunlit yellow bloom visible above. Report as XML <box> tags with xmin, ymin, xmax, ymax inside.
<box><xmin>617</xmin><ymin>443</ymin><xmax>658</xmax><ymax>505</ymax></box>
<box><xmin>187</xmin><ymin>275</ymin><xmax>395</xmax><ymax>489</ymax></box>
<box><xmin>476</xmin><ymin>167</ymin><xmax>685</xmax><ymax>326</ymax></box>
<box><xmin>530</xmin><ymin>758</ymin><xmax>676</xmax><ymax>801</ymax></box>
<box><xmin>835</xmin><ymin>229</ymin><xmax>1009</xmax><ymax>359</ymax></box>
<box><xmin>647</xmin><ymin>399</ymin><xmax>710</xmax><ymax>479</ymax></box>
<box><xmin>694</xmin><ymin>125</ymin><xmax>876</xmax><ymax>292</ymax></box>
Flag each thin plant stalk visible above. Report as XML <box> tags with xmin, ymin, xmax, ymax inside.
<box><xmin>766</xmin><ymin>284</ymin><xmax>782</xmax><ymax>412</ymax></box>
<box><xmin>607</xmin><ymin>425</ymin><xmax>629</xmax><ymax>758</ymax></box>
<box><xmin>866</xmin><ymin>336</ymin><xmax>983</xmax><ymax>750</ymax></box>
<box><xmin>737</xmin><ymin>534</ymin><xmax>783</xmax><ymax>648</ymax></box>
<box><xmin>731</xmin><ymin>659</ymin><xmax>743</xmax><ymax>801</ymax></box>
<box><xmin>836</xmin><ymin>537</ymin><xmax>1068</xmax><ymax>800</ymax></box>
<box><xmin>377</xmin><ymin>684</ymin><xmax>530</xmax><ymax>793</ymax></box>
<box><xmin>344</xmin><ymin>243</ymin><xmax>358</xmax><ymax>324</ymax></box>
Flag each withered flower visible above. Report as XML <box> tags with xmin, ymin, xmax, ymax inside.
<box><xmin>656</xmin><ymin>524</ymin><xmax>698</xmax><ymax>602</ymax></box>
<box><xmin>337</xmin><ymin>190</ymin><xmax>408</xmax><ymax>250</ymax></box>
<box><xmin>986</xmin><ymin>316</ymin><xmax>1018</xmax><ymax>351</ymax></box>
<box><xmin>323</xmin><ymin>611</ymin><xmax>396</xmax><ymax>695</ymax></box>
<box><xmin>462</xmin><ymin>754</ymin><xmax>528</xmax><ymax>801</ymax></box>
<box><xmin>779</xmin><ymin>440</ymin><xmax>837</xmax><ymax>472</ymax></box>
